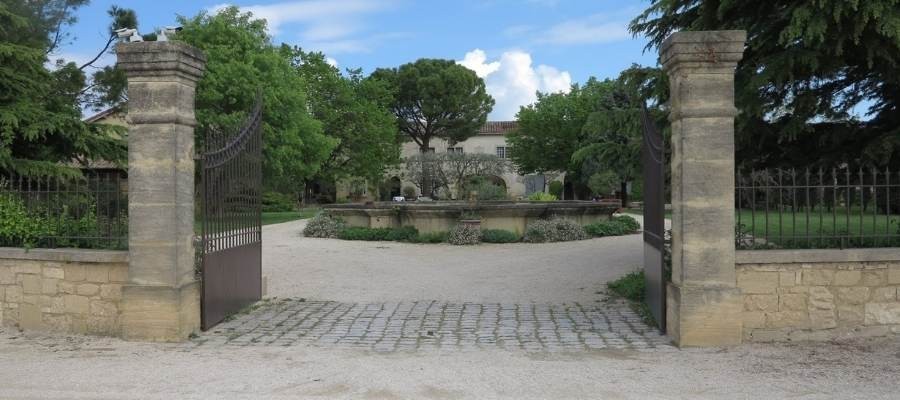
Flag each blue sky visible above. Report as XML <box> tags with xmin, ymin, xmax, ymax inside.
<box><xmin>58</xmin><ymin>0</ymin><xmax>659</xmax><ymax>119</ymax></box>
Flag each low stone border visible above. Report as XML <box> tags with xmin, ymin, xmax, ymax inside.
<box><xmin>737</xmin><ymin>248</ymin><xmax>900</xmax><ymax>265</ymax></box>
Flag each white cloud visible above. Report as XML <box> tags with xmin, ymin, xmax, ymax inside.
<box><xmin>211</xmin><ymin>0</ymin><xmax>399</xmax><ymax>54</ymax></box>
<box><xmin>535</xmin><ymin>14</ymin><xmax>630</xmax><ymax>45</ymax></box>
<box><xmin>458</xmin><ymin>49</ymin><xmax>572</xmax><ymax>120</ymax></box>
<box><xmin>326</xmin><ymin>57</ymin><xmax>339</xmax><ymax>68</ymax></box>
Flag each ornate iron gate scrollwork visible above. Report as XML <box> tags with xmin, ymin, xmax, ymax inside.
<box><xmin>199</xmin><ymin>95</ymin><xmax>263</xmax><ymax>330</ymax></box>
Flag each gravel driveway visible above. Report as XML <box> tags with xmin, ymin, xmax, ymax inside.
<box><xmin>262</xmin><ymin>217</ymin><xmax>646</xmax><ymax>303</ymax></box>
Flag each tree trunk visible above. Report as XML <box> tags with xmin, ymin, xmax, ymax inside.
<box><xmin>620</xmin><ymin>181</ymin><xmax>629</xmax><ymax>208</ymax></box>
<box><xmin>420</xmin><ymin>139</ymin><xmax>432</xmax><ymax>198</ymax></box>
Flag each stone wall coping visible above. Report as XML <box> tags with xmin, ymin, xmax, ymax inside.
<box><xmin>0</xmin><ymin>247</ymin><xmax>128</xmax><ymax>263</ymax></box>
<box><xmin>736</xmin><ymin>248</ymin><xmax>900</xmax><ymax>265</ymax></box>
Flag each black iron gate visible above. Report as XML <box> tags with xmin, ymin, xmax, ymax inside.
<box><xmin>199</xmin><ymin>96</ymin><xmax>263</xmax><ymax>330</ymax></box>
<box><xmin>640</xmin><ymin>105</ymin><xmax>666</xmax><ymax>332</ymax></box>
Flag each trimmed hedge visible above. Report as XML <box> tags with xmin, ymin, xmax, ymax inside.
<box><xmin>410</xmin><ymin>231</ymin><xmax>448</xmax><ymax>243</ymax></box>
<box><xmin>584</xmin><ymin>215</ymin><xmax>641</xmax><ymax>237</ymax></box>
<box><xmin>481</xmin><ymin>229</ymin><xmax>520</xmax><ymax>243</ymax></box>
<box><xmin>337</xmin><ymin>226</ymin><xmax>420</xmax><ymax>241</ymax></box>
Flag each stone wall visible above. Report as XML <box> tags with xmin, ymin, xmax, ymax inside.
<box><xmin>736</xmin><ymin>249</ymin><xmax>900</xmax><ymax>342</ymax></box>
<box><xmin>0</xmin><ymin>248</ymin><xmax>128</xmax><ymax>336</ymax></box>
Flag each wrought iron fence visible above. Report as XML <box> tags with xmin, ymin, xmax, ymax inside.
<box><xmin>0</xmin><ymin>171</ymin><xmax>128</xmax><ymax>249</ymax></box>
<box><xmin>735</xmin><ymin>166</ymin><xmax>900</xmax><ymax>249</ymax></box>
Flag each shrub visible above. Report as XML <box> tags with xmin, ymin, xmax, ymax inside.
<box><xmin>448</xmin><ymin>224</ymin><xmax>482</xmax><ymax>245</ymax></box>
<box><xmin>548</xmin><ymin>180</ymin><xmax>563</xmax><ymax>198</ymax></box>
<box><xmin>337</xmin><ymin>227</ymin><xmax>392</xmax><ymax>241</ymax></box>
<box><xmin>402</xmin><ymin>186</ymin><xmax>417</xmax><ymax>198</ymax></box>
<box><xmin>302</xmin><ymin>213</ymin><xmax>345</xmax><ymax>238</ymax></box>
<box><xmin>384</xmin><ymin>226</ymin><xmax>419</xmax><ymax>241</ymax></box>
<box><xmin>527</xmin><ymin>192</ymin><xmax>557</xmax><ymax>201</ymax></box>
<box><xmin>522</xmin><ymin>218</ymin><xmax>588</xmax><ymax>243</ymax></box>
<box><xmin>410</xmin><ymin>231</ymin><xmax>449</xmax><ymax>243</ymax></box>
<box><xmin>584</xmin><ymin>215</ymin><xmax>641</xmax><ymax>237</ymax></box>
<box><xmin>262</xmin><ymin>191</ymin><xmax>296</xmax><ymax>212</ymax></box>
<box><xmin>470</xmin><ymin>182</ymin><xmax>507</xmax><ymax>200</ymax></box>
<box><xmin>0</xmin><ymin>194</ymin><xmax>52</xmax><ymax>248</ymax></box>
<box><xmin>481</xmin><ymin>229</ymin><xmax>520</xmax><ymax>243</ymax></box>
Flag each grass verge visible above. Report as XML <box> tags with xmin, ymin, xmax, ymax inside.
<box><xmin>606</xmin><ymin>271</ymin><xmax>656</xmax><ymax>327</ymax></box>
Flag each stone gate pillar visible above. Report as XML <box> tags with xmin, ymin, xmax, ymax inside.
<box><xmin>116</xmin><ymin>42</ymin><xmax>206</xmax><ymax>341</ymax></box>
<box><xmin>662</xmin><ymin>31</ymin><xmax>746</xmax><ymax>346</ymax></box>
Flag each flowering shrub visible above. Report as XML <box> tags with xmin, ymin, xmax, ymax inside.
<box><xmin>302</xmin><ymin>213</ymin><xmax>345</xmax><ymax>238</ymax></box>
<box><xmin>522</xmin><ymin>218</ymin><xmax>588</xmax><ymax>243</ymax></box>
<box><xmin>448</xmin><ymin>224</ymin><xmax>482</xmax><ymax>245</ymax></box>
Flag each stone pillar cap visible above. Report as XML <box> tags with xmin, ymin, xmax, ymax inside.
<box><xmin>661</xmin><ymin>30</ymin><xmax>747</xmax><ymax>71</ymax></box>
<box><xmin>116</xmin><ymin>41</ymin><xmax>206</xmax><ymax>82</ymax></box>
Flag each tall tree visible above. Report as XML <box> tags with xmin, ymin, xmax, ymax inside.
<box><xmin>0</xmin><ymin>1</ymin><xmax>126</xmax><ymax>176</ymax></box>
<box><xmin>630</xmin><ymin>0</ymin><xmax>900</xmax><ymax>168</ymax></box>
<box><xmin>507</xmin><ymin>78</ymin><xmax>616</xmax><ymax>199</ymax></box>
<box><xmin>177</xmin><ymin>7</ymin><xmax>337</xmax><ymax>192</ymax></box>
<box><xmin>289</xmin><ymin>48</ymin><xmax>400</xmax><ymax>198</ymax></box>
<box><xmin>370</xmin><ymin>59</ymin><xmax>494</xmax><ymax>196</ymax></box>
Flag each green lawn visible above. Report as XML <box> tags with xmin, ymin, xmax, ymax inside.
<box><xmin>261</xmin><ymin>208</ymin><xmax>320</xmax><ymax>226</ymax></box>
<box><xmin>736</xmin><ymin>208</ymin><xmax>900</xmax><ymax>248</ymax></box>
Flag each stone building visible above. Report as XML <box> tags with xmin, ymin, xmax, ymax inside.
<box><xmin>336</xmin><ymin>121</ymin><xmax>561</xmax><ymax>202</ymax></box>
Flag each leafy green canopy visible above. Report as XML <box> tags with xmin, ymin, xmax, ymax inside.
<box><xmin>289</xmin><ymin>49</ymin><xmax>399</xmax><ymax>183</ymax></box>
<box><xmin>371</xmin><ymin>59</ymin><xmax>494</xmax><ymax>150</ymax></box>
<box><xmin>177</xmin><ymin>7</ymin><xmax>336</xmax><ymax>190</ymax></box>
<box><xmin>630</xmin><ymin>0</ymin><xmax>900</xmax><ymax>167</ymax></box>
<box><xmin>0</xmin><ymin>1</ymin><xmax>125</xmax><ymax>176</ymax></box>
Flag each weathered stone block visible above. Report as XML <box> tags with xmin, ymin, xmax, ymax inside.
<box><xmin>836</xmin><ymin>287</ymin><xmax>870</xmax><ymax>305</ymax></box>
<box><xmin>108</xmin><ymin>266</ymin><xmax>128</xmax><ymax>283</ymax></box>
<box><xmin>13</xmin><ymin>263</ymin><xmax>41</xmax><ymax>275</ymax></box>
<box><xmin>837</xmin><ymin>304</ymin><xmax>865</xmax><ymax>325</ymax></box>
<box><xmin>21</xmin><ymin>294</ymin><xmax>38</xmax><ymax>305</ymax></box>
<box><xmin>802</xmin><ymin>269</ymin><xmax>834</xmax><ymax>286</ymax></box>
<box><xmin>737</xmin><ymin>271</ymin><xmax>778</xmax><ymax>294</ymax></box>
<box><xmin>86</xmin><ymin>316</ymin><xmax>118</xmax><ymax>335</ymax></box>
<box><xmin>90</xmin><ymin>300</ymin><xmax>118</xmax><ymax>318</ymax></box>
<box><xmin>42</xmin><ymin>267</ymin><xmax>64</xmax><ymax>280</ymax></box>
<box><xmin>743</xmin><ymin>311</ymin><xmax>765</xmax><ymax>329</ymax></box>
<box><xmin>809</xmin><ymin>308</ymin><xmax>837</xmax><ymax>329</ymax></box>
<box><xmin>18</xmin><ymin>303</ymin><xmax>43</xmax><ymax>330</ymax></box>
<box><xmin>864</xmin><ymin>303</ymin><xmax>900</xmax><ymax>325</ymax></box>
<box><xmin>888</xmin><ymin>266</ymin><xmax>900</xmax><ymax>284</ymax></box>
<box><xmin>746</xmin><ymin>329</ymin><xmax>789</xmax><ymax>343</ymax></box>
<box><xmin>872</xmin><ymin>287</ymin><xmax>898</xmax><ymax>302</ymax></box>
<box><xmin>58</xmin><ymin>281</ymin><xmax>75</xmax><ymax>294</ymax></box>
<box><xmin>744</xmin><ymin>294</ymin><xmax>778</xmax><ymax>311</ymax></box>
<box><xmin>6</xmin><ymin>286</ymin><xmax>22</xmax><ymax>303</ymax></box>
<box><xmin>40</xmin><ymin>296</ymin><xmax>65</xmax><ymax>314</ymax></box>
<box><xmin>833</xmin><ymin>270</ymin><xmax>861</xmax><ymax>286</ymax></box>
<box><xmin>20</xmin><ymin>274</ymin><xmax>41</xmax><ymax>294</ymax></box>
<box><xmin>76</xmin><ymin>283</ymin><xmax>100</xmax><ymax>297</ymax></box>
<box><xmin>0</xmin><ymin>267</ymin><xmax>14</xmax><ymax>284</ymax></box>
<box><xmin>85</xmin><ymin>267</ymin><xmax>109</xmax><ymax>283</ymax></box>
<box><xmin>100</xmin><ymin>284</ymin><xmax>123</xmax><ymax>300</ymax></box>
<box><xmin>861</xmin><ymin>270</ymin><xmax>887</xmax><ymax>286</ymax></box>
<box><xmin>766</xmin><ymin>311</ymin><xmax>808</xmax><ymax>329</ymax></box>
<box><xmin>65</xmin><ymin>264</ymin><xmax>86</xmax><ymax>281</ymax></box>
<box><xmin>667</xmin><ymin>284</ymin><xmax>743</xmax><ymax>347</ymax></box>
<box><xmin>778</xmin><ymin>293</ymin><xmax>806</xmax><ymax>311</ymax></box>
<box><xmin>63</xmin><ymin>295</ymin><xmax>89</xmax><ymax>314</ymax></box>
<box><xmin>41</xmin><ymin>278</ymin><xmax>58</xmax><ymax>295</ymax></box>
<box><xmin>778</xmin><ymin>271</ymin><xmax>799</xmax><ymax>287</ymax></box>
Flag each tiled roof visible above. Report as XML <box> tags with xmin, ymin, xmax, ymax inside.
<box><xmin>478</xmin><ymin>121</ymin><xmax>518</xmax><ymax>135</ymax></box>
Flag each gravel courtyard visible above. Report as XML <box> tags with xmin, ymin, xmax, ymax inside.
<box><xmin>261</xmin><ymin>217</ymin><xmax>644</xmax><ymax>303</ymax></box>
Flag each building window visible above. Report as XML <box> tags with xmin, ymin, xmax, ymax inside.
<box><xmin>447</xmin><ymin>147</ymin><xmax>463</xmax><ymax>154</ymax></box>
<box><xmin>495</xmin><ymin>146</ymin><xmax>507</xmax><ymax>159</ymax></box>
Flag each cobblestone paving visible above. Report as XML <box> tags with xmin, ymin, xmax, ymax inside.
<box><xmin>193</xmin><ymin>298</ymin><xmax>675</xmax><ymax>352</ymax></box>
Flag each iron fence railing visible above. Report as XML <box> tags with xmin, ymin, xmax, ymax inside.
<box><xmin>0</xmin><ymin>171</ymin><xmax>128</xmax><ymax>249</ymax></box>
<box><xmin>735</xmin><ymin>166</ymin><xmax>900</xmax><ymax>249</ymax></box>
